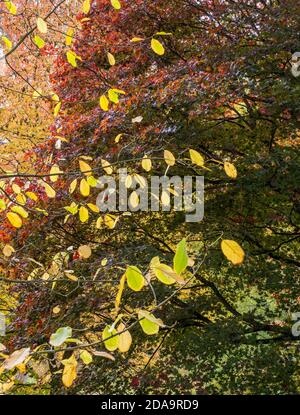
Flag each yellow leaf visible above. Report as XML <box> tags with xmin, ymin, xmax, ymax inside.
<box><xmin>65</xmin><ymin>28</ymin><xmax>74</xmax><ymax>46</ymax></box>
<box><xmin>66</xmin><ymin>50</ymin><xmax>78</xmax><ymax>67</ymax></box>
<box><xmin>189</xmin><ymin>149</ymin><xmax>204</xmax><ymax>167</ymax></box>
<box><xmin>3</xmin><ymin>244</ymin><xmax>15</xmax><ymax>257</ymax></box>
<box><xmin>130</xmin><ymin>37</ymin><xmax>144</xmax><ymax>42</ymax></box>
<box><xmin>141</xmin><ymin>155</ymin><xmax>152</xmax><ymax>172</ymax></box>
<box><xmin>104</xmin><ymin>214</ymin><xmax>117</xmax><ymax>229</ymax></box>
<box><xmin>33</xmin><ymin>35</ymin><xmax>45</xmax><ymax>49</ymax></box>
<box><xmin>111</xmin><ymin>0</ymin><xmax>121</xmax><ymax>10</ymax></box>
<box><xmin>4</xmin><ymin>1</ymin><xmax>17</xmax><ymax>15</ymax></box>
<box><xmin>80</xmin><ymin>350</ymin><xmax>93</xmax><ymax>365</ymax></box>
<box><xmin>80</xmin><ymin>179</ymin><xmax>90</xmax><ymax>197</ymax></box>
<box><xmin>78</xmin><ymin>245</ymin><xmax>92</xmax><ymax>259</ymax></box>
<box><xmin>87</xmin><ymin>176</ymin><xmax>98</xmax><ymax>187</ymax></box>
<box><xmin>44</xmin><ymin>183</ymin><xmax>56</xmax><ymax>198</ymax></box>
<box><xmin>12</xmin><ymin>183</ymin><xmax>21</xmax><ymax>194</ymax></box>
<box><xmin>69</xmin><ymin>179</ymin><xmax>77</xmax><ymax>194</ymax></box>
<box><xmin>164</xmin><ymin>150</ymin><xmax>175</xmax><ymax>166</ymax></box>
<box><xmin>87</xmin><ymin>203</ymin><xmax>100</xmax><ymax>213</ymax></box>
<box><xmin>115</xmin><ymin>273</ymin><xmax>126</xmax><ymax>313</ymax></box>
<box><xmin>7</xmin><ymin>212</ymin><xmax>22</xmax><ymax>228</ymax></box>
<box><xmin>79</xmin><ymin>160</ymin><xmax>92</xmax><ymax>176</ymax></box>
<box><xmin>108</xmin><ymin>89</ymin><xmax>119</xmax><ymax>104</ymax></box>
<box><xmin>117</xmin><ymin>323</ymin><xmax>132</xmax><ymax>353</ymax></box>
<box><xmin>15</xmin><ymin>193</ymin><xmax>26</xmax><ymax>205</ymax></box>
<box><xmin>79</xmin><ymin>206</ymin><xmax>89</xmax><ymax>223</ymax></box>
<box><xmin>53</xmin><ymin>306</ymin><xmax>61</xmax><ymax>314</ymax></box>
<box><xmin>115</xmin><ymin>133</ymin><xmax>123</xmax><ymax>143</ymax></box>
<box><xmin>221</xmin><ymin>239</ymin><xmax>245</xmax><ymax>265</ymax></box>
<box><xmin>151</xmin><ymin>38</ymin><xmax>165</xmax><ymax>56</ymax></box>
<box><xmin>101</xmin><ymin>258</ymin><xmax>108</xmax><ymax>266</ymax></box>
<box><xmin>54</xmin><ymin>101</ymin><xmax>61</xmax><ymax>117</ymax></box>
<box><xmin>101</xmin><ymin>159</ymin><xmax>113</xmax><ymax>175</ymax></box>
<box><xmin>25</xmin><ymin>191</ymin><xmax>38</xmax><ymax>202</ymax></box>
<box><xmin>36</xmin><ymin>17</ymin><xmax>48</xmax><ymax>34</ymax></box>
<box><xmin>11</xmin><ymin>206</ymin><xmax>28</xmax><ymax>219</ymax></box>
<box><xmin>224</xmin><ymin>162</ymin><xmax>237</xmax><ymax>179</ymax></box>
<box><xmin>82</xmin><ymin>0</ymin><xmax>90</xmax><ymax>14</ymax></box>
<box><xmin>50</xmin><ymin>164</ymin><xmax>62</xmax><ymax>183</ymax></box>
<box><xmin>100</xmin><ymin>94</ymin><xmax>109</xmax><ymax>111</ymax></box>
<box><xmin>102</xmin><ymin>326</ymin><xmax>119</xmax><ymax>351</ymax></box>
<box><xmin>126</xmin><ymin>266</ymin><xmax>144</xmax><ymax>291</ymax></box>
<box><xmin>1</xmin><ymin>36</ymin><xmax>12</xmax><ymax>50</ymax></box>
<box><xmin>62</xmin><ymin>354</ymin><xmax>77</xmax><ymax>388</ymax></box>
<box><xmin>107</xmin><ymin>52</ymin><xmax>116</xmax><ymax>66</ymax></box>
<box><xmin>96</xmin><ymin>216</ymin><xmax>103</xmax><ymax>229</ymax></box>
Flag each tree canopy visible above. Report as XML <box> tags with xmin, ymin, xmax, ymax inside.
<box><xmin>0</xmin><ymin>0</ymin><xmax>299</xmax><ymax>395</ymax></box>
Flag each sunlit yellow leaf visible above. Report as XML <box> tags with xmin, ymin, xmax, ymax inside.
<box><xmin>189</xmin><ymin>149</ymin><xmax>204</xmax><ymax>167</ymax></box>
<box><xmin>66</xmin><ymin>50</ymin><xmax>78</xmax><ymax>67</ymax></box>
<box><xmin>65</xmin><ymin>27</ymin><xmax>74</xmax><ymax>46</ymax></box>
<box><xmin>115</xmin><ymin>133</ymin><xmax>123</xmax><ymax>143</ymax></box>
<box><xmin>117</xmin><ymin>323</ymin><xmax>132</xmax><ymax>353</ymax></box>
<box><xmin>107</xmin><ymin>52</ymin><xmax>116</xmax><ymax>66</ymax></box>
<box><xmin>164</xmin><ymin>150</ymin><xmax>175</xmax><ymax>166</ymax></box>
<box><xmin>142</xmin><ymin>155</ymin><xmax>152</xmax><ymax>172</ymax></box>
<box><xmin>138</xmin><ymin>310</ymin><xmax>164</xmax><ymax>335</ymax></box>
<box><xmin>50</xmin><ymin>164</ymin><xmax>62</xmax><ymax>183</ymax></box>
<box><xmin>53</xmin><ymin>306</ymin><xmax>61</xmax><ymax>314</ymax></box>
<box><xmin>36</xmin><ymin>17</ymin><xmax>48</xmax><ymax>34</ymax></box>
<box><xmin>33</xmin><ymin>35</ymin><xmax>45</xmax><ymax>49</ymax></box>
<box><xmin>69</xmin><ymin>179</ymin><xmax>77</xmax><ymax>194</ymax></box>
<box><xmin>87</xmin><ymin>203</ymin><xmax>100</xmax><ymax>213</ymax></box>
<box><xmin>108</xmin><ymin>89</ymin><xmax>119</xmax><ymax>104</ymax></box>
<box><xmin>15</xmin><ymin>193</ymin><xmax>26</xmax><ymax>205</ymax></box>
<box><xmin>11</xmin><ymin>205</ymin><xmax>28</xmax><ymax>219</ymax></box>
<box><xmin>126</xmin><ymin>266</ymin><xmax>144</xmax><ymax>291</ymax></box>
<box><xmin>224</xmin><ymin>162</ymin><xmax>238</xmax><ymax>179</ymax></box>
<box><xmin>130</xmin><ymin>37</ymin><xmax>144</xmax><ymax>42</ymax></box>
<box><xmin>3</xmin><ymin>244</ymin><xmax>15</xmax><ymax>257</ymax></box>
<box><xmin>221</xmin><ymin>239</ymin><xmax>245</xmax><ymax>265</ymax></box>
<box><xmin>80</xmin><ymin>350</ymin><xmax>93</xmax><ymax>365</ymax></box>
<box><xmin>7</xmin><ymin>212</ymin><xmax>22</xmax><ymax>228</ymax></box>
<box><xmin>103</xmin><ymin>214</ymin><xmax>117</xmax><ymax>229</ymax></box>
<box><xmin>111</xmin><ymin>0</ymin><xmax>121</xmax><ymax>10</ymax></box>
<box><xmin>100</xmin><ymin>95</ymin><xmax>109</xmax><ymax>111</ymax></box>
<box><xmin>44</xmin><ymin>183</ymin><xmax>56</xmax><ymax>198</ymax></box>
<box><xmin>1</xmin><ymin>36</ymin><xmax>12</xmax><ymax>50</ymax></box>
<box><xmin>102</xmin><ymin>325</ymin><xmax>119</xmax><ymax>351</ymax></box>
<box><xmin>54</xmin><ymin>101</ymin><xmax>61</xmax><ymax>117</ymax></box>
<box><xmin>101</xmin><ymin>159</ymin><xmax>113</xmax><ymax>175</ymax></box>
<box><xmin>25</xmin><ymin>191</ymin><xmax>38</xmax><ymax>202</ymax></box>
<box><xmin>12</xmin><ymin>183</ymin><xmax>21</xmax><ymax>194</ymax></box>
<box><xmin>80</xmin><ymin>179</ymin><xmax>90</xmax><ymax>197</ymax></box>
<box><xmin>79</xmin><ymin>160</ymin><xmax>92</xmax><ymax>176</ymax></box>
<box><xmin>115</xmin><ymin>273</ymin><xmax>126</xmax><ymax>313</ymax></box>
<box><xmin>78</xmin><ymin>245</ymin><xmax>92</xmax><ymax>259</ymax></box>
<box><xmin>4</xmin><ymin>1</ymin><xmax>17</xmax><ymax>15</ymax></box>
<box><xmin>82</xmin><ymin>0</ymin><xmax>90</xmax><ymax>14</ymax></box>
<box><xmin>151</xmin><ymin>38</ymin><xmax>165</xmax><ymax>55</ymax></box>
<box><xmin>79</xmin><ymin>206</ymin><xmax>89</xmax><ymax>223</ymax></box>
<box><xmin>62</xmin><ymin>354</ymin><xmax>77</xmax><ymax>388</ymax></box>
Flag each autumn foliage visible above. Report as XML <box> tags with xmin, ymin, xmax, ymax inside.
<box><xmin>0</xmin><ymin>0</ymin><xmax>299</xmax><ymax>395</ymax></box>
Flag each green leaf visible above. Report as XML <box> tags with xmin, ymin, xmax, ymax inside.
<box><xmin>126</xmin><ymin>266</ymin><xmax>145</xmax><ymax>291</ymax></box>
<box><xmin>173</xmin><ymin>238</ymin><xmax>188</xmax><ymax>275</ymax></box>
<box><xmin>49</xmin><ymin>327</ymin><xmax>72</xmax><ymax>347</ymax></box>
<box><xmin>138</xmin><ymin>310</ymin><xmax>164</xmax><ymax>335</ymax></box>
<box><xmin>102</xmin><ymin>325</ymin><xmax>119</xmax><ymax>351</ymax></box>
